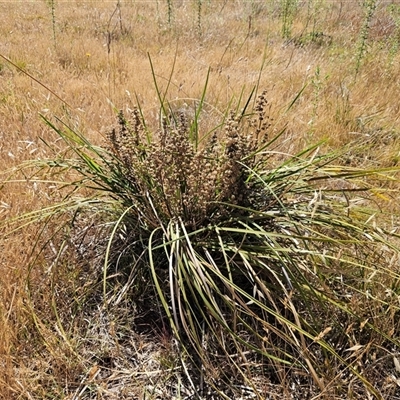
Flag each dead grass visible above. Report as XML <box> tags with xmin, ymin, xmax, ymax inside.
<box><xmin>1</xmin><ymin>1</ymin><xmax>400</xmax><ymax>399</ymax></box>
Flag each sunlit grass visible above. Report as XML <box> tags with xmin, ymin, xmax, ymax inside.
<box><xmin>1</xmin><ymin>1</ymin><xmax>400</xmax><ymax>398</ymax></box>
<box><xmin>3</xmin><ymin>81</ymin><xmax>399</xmax><ymax>398</ymax></box>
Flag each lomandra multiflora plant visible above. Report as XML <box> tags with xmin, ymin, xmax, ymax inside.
<box><xmin>6</xmin><ymin>86</ymin><xmax>400</xmax><ymax>398</ymax></box>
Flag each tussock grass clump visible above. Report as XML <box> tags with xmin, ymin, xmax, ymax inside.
<box><xmin>4</xmin><ymin>87</ymin><xmax>399</xmax><ymax>399</ymax></box>
<box><xmin>2</xmin><ymin>2</ymin><xmax>400</xmax><ymax>398</ymax></box>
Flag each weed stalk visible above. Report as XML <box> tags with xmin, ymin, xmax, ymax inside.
<box><xmin>281</xmin><ymin>0</ymin><xmax>298</xmax><ymax>39</ymax></box>
<box><xmin>167</xmin><ymin>0</ymin><xmax>173</xmax><ymax>26</ymax></box>
<box><xmin>47</xmin><ymin>0</ymin><xmax>57</xmax><ymax>47</ymax></box>
<box><xmin>197</xmin><ymin>0</ymin><xmax>203</xmax><ymax>36</ymax></box>
<box><xmin>355</xmin><ymin>0</ymin><xmax>377</xmax><ymax>77</ymax></box>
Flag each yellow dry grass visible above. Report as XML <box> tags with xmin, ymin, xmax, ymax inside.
<box><xmin>1</xmin><ymin>1</ymin><xmax>400</xmax><ymax>398</ymax></box>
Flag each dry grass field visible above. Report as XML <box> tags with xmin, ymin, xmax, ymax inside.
<box><xmin>1</xmin><ymin>1</ymin><xmax>400</xmax><ymax>399</ymax></box>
